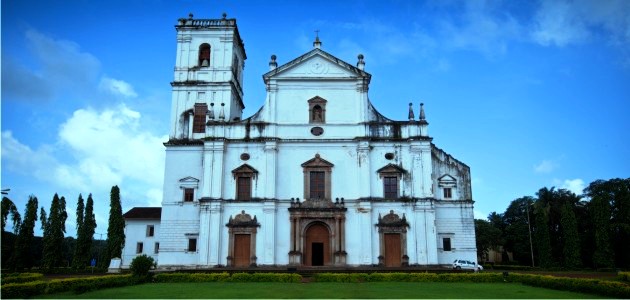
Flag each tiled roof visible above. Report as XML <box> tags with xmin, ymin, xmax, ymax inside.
<box><xmin>123</xmin><ymin>207</ymin><xmax>162</xmax><ymax>219</ymax></box>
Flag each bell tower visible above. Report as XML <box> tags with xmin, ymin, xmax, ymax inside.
<box><xmin>169</xmin><ymin>13</ymin><xmax>247</xmax><ymax>139</ymax></box>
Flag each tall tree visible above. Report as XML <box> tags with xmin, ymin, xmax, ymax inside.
<box><xmin>103</xmin><ymin>186</ymin><xmax>125</xmax><ymax>267</ymax></box>
<box><xmin>533</xmin><ymin>199</ymin><xmax>553</xmax><ymax>268</ymax></box>
<box><xmin>560</xmin><ymin>199</ymin><xmax>581</xmax><ymax>268</ymax></box>
<box><xmin>41</xmin><ymin>194</ymin><xmax>68</xmax><ymax>269</ymax></box>
<box><xmin>75</xmin><ymin>194</ymin><xmax>97</xmax><ymax>268</ymax></box>
<box><xmin>502</xmin><ymin>197</ymin><xmax>534</xmax><ymax>265</ymax></box>
<box><xmin>10</xmin><ymin>195</ymin><xmax>38</xmax><ymax>270</ymax></box>
<box><xmin>585</xmin><ymin>180</ymin><xmax>616</xmax><ymax>268</ymax></box>
<box><xmin>72</xmin><ymin>194</ymin><xmax>85</xmax><ymax>268</ymax></box>
<box><xmin>474</xmin><ymin>219</ymin><xmax>502</xmax><ymax>262</ymax></box>
<box><xmin>2</xmin><ymin>197</ymin><xmax>22</xmax><ymax>233</ymax></box>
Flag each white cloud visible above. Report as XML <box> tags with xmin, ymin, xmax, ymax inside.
<box><xmin>474</xmin><ymin>209</ymin><xmax>488</xmax><ymax>220</ymax></box>
<box><xmin>99</xmin><ymin>77</ymin><xmax>138</xmax><ymax>98</ymax></box>
<box><xmin>534</xmin><ymin>159</ymin><xmax>558</xmax><ymax>173</ymax></box>
<box><xmin>561</xmin><ymin>178</ymin><xmax>585</xmax><ymax>195</ymax></box>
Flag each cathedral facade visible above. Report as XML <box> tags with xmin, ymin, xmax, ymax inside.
<box><xmin>121</xmin><ymin>14</ymin><xmax>477</xmax><ymax>269</ymax></box>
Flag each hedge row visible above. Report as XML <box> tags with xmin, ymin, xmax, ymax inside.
<box><xmin>0</xmin><ymin>274</ymin><xmax>138</xmax><ymax>299</ymax></box>
<box><xmin>312</xmin><ymin>272</ymin><xmax>505</xmax><ymax>283</ymax></box>
<box><xmin>481</xmin><ymin>264</ymin><xmax>539</xmax><ymax>271</ymax></box>
<box><xmin>508</xmin><ymin>273</ymin><xmax>630</xmax><ymax>299</ymax></box>
<box><xmin>1</xmin><ymin>273</ymin><xmax>45</xmax><ymax>285</ymax></box>
<box><xmin>619</xmin><ymin>271</ymin><xmax>630</xmax><ymax>282</ymax></box>
<box><xmin>154</xmin><ymin>272</ymin><xmax>301</xmax><ymax>283</ymax></box>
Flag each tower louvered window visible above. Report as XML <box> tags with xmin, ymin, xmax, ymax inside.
<box><xmin>193</xmin><ymin>103</ymin><xmax>207</xmax><ymax>133</ymax></box>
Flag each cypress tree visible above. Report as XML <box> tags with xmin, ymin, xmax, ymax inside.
<box><xmin>72</xmin><ymin>194</ymin><xmax>85</xmax><ymax>268</ymax></box>
<box><xmin>41</xmin><ymin>194</ymin><xmax>68</xmax><ymax>269</ymax></box>
<box><xmin>11</xmin><ymin>195</ymin><xmax>38</xmax><ymax>270</ymax></box>
<box><xmin>2</xmin><ymin>197</ymin><xmax>21</xmax><ymax>233</ymax></box>
<box><xmin>534</xmin><ymin>201</ymin><xmax>552</xmax><ymax>268</ymax></box>
<box><xmin>590</xmin><ymin>195</ymin><xmax>614</xmax><ymax>268</ymax></box>
<box><xmin>83</xmin><ymin>194</ymin><xmax>97</xmax><ymax>265</ymax></box>
<box><xmin>560</xmin><ymin>200</ymin><xmax>581</xmax><ymax>268</ymax></box>
<box><xmin>104</xmin><ymin>186</ymin><xmax>125</xmax><ymax>267</ymax></box>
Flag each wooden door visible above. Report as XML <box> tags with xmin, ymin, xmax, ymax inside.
<box><xmin>304</xmin><ymin>223</ymin><xmax>330</xmax><ymax>266</ymax></box>
<box><xmin>384</xmin><ymin>233</ymin><xmax>401</xmax><ymax>267</ymax></box>
<box><xmin>234</xmin><ymin>234</ymin><xmax>251</xmax><ymax>267</ymax></box>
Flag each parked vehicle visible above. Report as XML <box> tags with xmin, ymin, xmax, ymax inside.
<box><xmin>452</xmin><ymin>259</ymin><xmax>483</xmax><ymax>271</ymax></box>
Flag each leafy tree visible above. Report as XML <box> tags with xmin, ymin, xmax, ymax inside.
<box><xmin>103</xmin><ymin>186</ymin><xmax>125</xmax><ymax>268</ymax></box>
<box><xmin>585</xmin><ymin>180</ymin><xmax>616</xmax><ymax>268</ymax></box>
<box><xmin>502</xmin><ymin>197</ymin><xmax>534</xmax><ymax>265</ymax></box>
<box><xmin>474</xmin><ymin>219</ymin><xmax>502</xmax><ymax>262</ymax></box>
<box><xmin>40</xmin><ymin>193</ymin><xmax>68</xmax><ymax>269</ymax></box>
<box><xmin>74</xmin><ymin>194</ymin><xmax>97</xmax><ymax>268</ymax></box>
<box><xmin>10</xmin><ymin>195</ymin><xmax>38</xmax><ymax>270</ymax></box>
<box><xmin>72</xmin><ymin>194</ymin><xmax>85</xmax><ymax>268</ymax></box>
<box><xmin>2</xmin><ymin>197</ymin><xmax>21</xmax><ymax>233</ymax></box>
<box><xmin>533</xmin><ymin>198</ymin><xmax>552</xmax><ymax>268</ymax></box>
<box><xmin>560</xmin><ymin>200</ymin><xmax>581</xmax><ymax>268</ymax></box>
<box><xmin>129</xmin><ymin>254</ymin><xmax>155</xmax><ymax>278</ymax></box>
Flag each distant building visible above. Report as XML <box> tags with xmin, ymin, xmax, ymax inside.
<box><xmin>121</xmin><ymin>13</ymin><xmax>476</xmax><ymax>269</ymax></box>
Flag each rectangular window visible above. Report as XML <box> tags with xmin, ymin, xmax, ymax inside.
<box><xmin>443</xmin><ymin>188</ymin><xmax>452</xmax><ymax>199</ymax></box>
<box><xmin>154</xmin><ymin>242</ymin><xmax>160</xmax><ymax>254</ymax></box>
<box><xmin>188</xmin><ymin>238</ymin><xmax>197</xmax><ymax>252</ymax></box>
<box><xmin>384</xmin><ymin>176</ymin><xmax>398</xmax><ymax>199</ymax></box>
<box><xmin>146</xmin><ymin>225</ymin><xmax>154</xmax><ymax>237</ymax></box>
<box><xmin>237</xmin><ymin>176</ymin><xmax>251</xmax><ymax>200</ymax></box>
<box><xmin>310</xmin><ymin>171</ymin><xmax>325</xmax><ymax>199</ymax></box>
<box><xmin>443</xmin><ymin>238</ymin><xmax>452</xmax><ymax>251</ymax></box>
<box><xmin>184</xmin><ymin>188</ymin><xmax>194</xmax><ymax>202</ymax></box>
<box><xmin>136</xmin><ymin>242</ymin><xmax>143</xmax><ymax>254</ymax></box>
<box><xmin>193</xmin><ymin>103</ymin><xmax>207</xmax><ymax>133</ymax></box>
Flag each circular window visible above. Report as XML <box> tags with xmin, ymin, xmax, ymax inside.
<box><xmin>385</xmin><ymin>153</ymin><xmax>395</xmax><ymax>160</ymax></box>
<box><xmin>310</xmin><ymin>127</ymin><xmax>324</xmax><ymax>136</ymax></box>
<box><xmin>240</xmin><ymin>153</ymin><xmax>250</xmax><ymax>161</ymax></box>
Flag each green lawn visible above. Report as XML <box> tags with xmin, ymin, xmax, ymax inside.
<box><xmin>37</xmin><ymin>282</ymin><xmax>607</xmax><ymax>299</ymax></box>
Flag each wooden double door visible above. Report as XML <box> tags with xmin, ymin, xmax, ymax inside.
<box><xmin>304</xmin><ymin>223</ymin><xmax>330</xmax><ymax>266</ymax></box>
<box><xmin>233</xmin><ymin>234</ymin><xmax>251</xmax><ymax>267</ymax></box>
<box><xmin>384</xmin><ymin>233</ymin><xmax>402</xmax><ymax>267</ymax></box>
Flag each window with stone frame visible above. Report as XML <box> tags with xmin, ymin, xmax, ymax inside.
<box><xmin>301</xmin><ymin>154</ymin><xmax>334</xmax><ymax>201</ymax></box>
<box><xmin>146</xmin><ymin>225</ymin><xmax>154</xmax><ymax>237</ymax></box>
<box><xmin>198</xmin><ymin>43</ymin><xmax>210</xmax><ymax>67</ymax></box>
<box><xmin>136</xmin><ymin>242</ymin><xmax>143</xmax><ymax>254</ymax></box>
<box><xmin>237</xmin><ymin>176</ymin><xmax>251</xmax><ymax>200</ymax></box>
<box><xmin>232</xmin><ymin>164</ymin><xmax>258</xmax><ymax>201</ymax></box>
<box><xmin>154</xmin><ymin>242</ymin><xmax>160</xmax><ymax>254</ymax></box>
<box><xmin>193</xmin><ymin>103</ymin><xmax>207</xmax><ymax>133</ymax></box>
<box><xmin>308</xmin><ymin>96</ymin><xmax>327</xmax><ymax>124</ymax></box>
<box><xmin>443</xmin><ymin>237</ymin><xmax>452</xmax><ymax>251</ymax></box>
<box><xmin>438</xmin><ymin>174</ymin><xmax>457</xmax><ymax>200</ymax></box>
<box><xmin>443</xmin><ymin>187</ymin><xmax>452</xmax><ymax>199</ymax></box>
<box><xmin>188</xmin><ymin>238</ymin><xmax>197</xmax><ymax>252</ymax></box>
<box><xmin>377</xmin><ymin>164</ymin><xmax>407</xmax><ymax>199</ymax></box>
<box><xmin>184</xmin><ymin>188</ymin><xmax>194</xmax><ymax>202</ymax></box>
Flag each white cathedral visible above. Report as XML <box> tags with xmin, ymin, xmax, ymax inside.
<box><xmin>121</xmin><ymin>13</ymin><xmax>477</xmax><ymax>269</ymax></box>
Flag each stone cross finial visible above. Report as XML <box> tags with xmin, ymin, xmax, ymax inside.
<box><xmin>313</xmin><ymin>30</ymin><xmax>322</xmax><ymax>49</ymax></box>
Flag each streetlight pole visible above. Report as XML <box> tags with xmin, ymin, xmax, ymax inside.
<box><xmin>526</xmin><ymin>203</ymin><xmax>535</xmax><ymax>267</ymax></box>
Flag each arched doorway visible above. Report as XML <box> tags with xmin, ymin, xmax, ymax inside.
<box><xmin>304</xmin><ymin>223</ymin><xmax>330</xmax><ymax>266</ymax></box>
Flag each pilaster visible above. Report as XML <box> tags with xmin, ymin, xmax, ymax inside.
<box><xmin>358</xmin><ymin>201</ymin><xmax>372</xmax><ymax>264</ymax></box>
<box><xmin>357</xmin><ymin>141</ymin><xmax>371</xmax><ymax>198</ymax></box>
<box><xmin>208</xmin><ymin>201</ymin><xmax>223</xmax><ymax>266</ymax></box>
<box><xmin>264</xmin><ymin>141</ymin><xmax>277</xmax><ymax>199</ymax></box>
<box><xmin>198</xmin><ymin>205</ymin><xmax>211</xmax><ymax>265</ymax></box>
<box><xmin>262</xmin><ymin>201</ymin><xmax>276</xmax><ymax>264</ymax></box>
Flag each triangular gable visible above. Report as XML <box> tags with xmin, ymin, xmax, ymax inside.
<box><xmin>376</xmin><ymin>163</ymin><xmax>407</xmax><ymax>174</ymax></box>
<box><xmin>301</xmin><ymin>154</ymin><xmax>334</xmax><ymax>168</ymax></box>
<box><xmin>263</xmin><ymin>48</ymin><xmax>371</xmax><ymax>81</ymax></box>
<box><xmin>179</xmin><ymin>176</ymin><xmax>200</xmax><ymax>183</ymax></box>
<box><xmin>438</xmin><ymin>174</ymin><xmax>457</xmax><ymax>187</ymax></box>
<box><xmin>232</xmin><ymin>164</ymin><xmax>259</xmax><ymax>175</ymax></box>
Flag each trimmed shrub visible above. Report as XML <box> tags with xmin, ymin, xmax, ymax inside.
<box><xmin>46</xmin><ymin>274</ymin><xmax>134</xmax><ymax>294</ymax></box>
<box><xmin>314</xmin><ymin>272</ymin><xmax>503</xmax><ymax>283</ymax></box>
<box><xmin>153</xmin><ymin>272</ymin><xmax>301</xmax><ymax>283</ymax></box>
<box><xmin>508</xmin><ymin>273</ymin><xmax>630</xmax><ymax>299</ymax></box>
<box><xmin>618</xmin><ymin>271</ymin><xmax>630</xmax><ymax>282</ymax></box>
<box><xmin>1</xmin><ymin>273</ymin><xmax>45</xmax><ymax>284</ymax></box>
<box><xmin>1</xmin><ymin>281</ymin><xmax>48</xmax><ymax>298</ymax></box>
<box><xmin>129</xmin><ymin>254</ymin><xmax>156</xmax><ymax>277</ymax></box>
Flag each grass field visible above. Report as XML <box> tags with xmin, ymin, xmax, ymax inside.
<box><xmin>37</xmin><ymin>282</ymin><xmax>607</xmax><ymax>299</ymax></box>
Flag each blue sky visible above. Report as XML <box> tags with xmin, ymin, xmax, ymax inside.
<box><xmin>2</xmin><ymin>0</ymin><xmax>629</xmax><ymax>237</ymax></box>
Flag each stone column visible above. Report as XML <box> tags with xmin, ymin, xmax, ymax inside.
<box><xmin>208</xmin><ymin>202</ymin><xmax>223</xmax><ymax>266</ymax></box>
<box><xmin>262</xmin><ymin>201</ymin><xmax>276</xmax><ymax>265</ymax></box>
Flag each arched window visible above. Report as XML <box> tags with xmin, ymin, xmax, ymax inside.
<box><xmin>199</xmin><ymin>43</ymin><xmax>210</xmax><ymax>67</ymax></box>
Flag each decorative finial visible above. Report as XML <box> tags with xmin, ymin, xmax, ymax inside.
<box><xmin>313</xmin><ymin>30</ymin><xmax>322</xmax><ymax>49</ymax></box>
<box><xmin>222</xmin><ymin>12</ymin><xmax>227</xmax><ymax>19</ymax></box>
<box><xmin>208</xmin><ymin>103</ymin><xmax>215</xmax><ymax>120</ymax></box>
<box><xmin>419</xmin><ymin>103</ymin><xmax>426</xmax><ymax>121</ymax></box>
<box><xmin>357</xmin><ymin>54</ymin><xmax>365</xmax><ymax>70</ymax></box>
<box><xmin>188</xmin><ymin>13</ymin><xmax>194</xmax><ymax>20</ymax></box>
<box><xmin>269</xmin><ymin>54</ymin><xmax>278</xmax><ymax>70</ymax></box>
<box><xmin>219</xmin><ymin>103</ymin><xmax>225</xmax><ymax>120</ymax></box>
<box><xmin>408</xmin><ymin>102</ymin><xmax>415</xmax><ymax>121</ymax></box>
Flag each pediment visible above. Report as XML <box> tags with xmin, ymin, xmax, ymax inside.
<box><xmin>301</xmin><ymin>154</ymin><xmax>334</xmax><ymax>168</ymax></box>
<box><xmin>263</xmin><ymin>49</ymin><xmax>371</xmax><ymax>80</ymax></box>
<box><xmin>377</xmin><ymin>163</ymin><xmax>407</xmax><ymax>175</ymax></box>
<box><xmin>179</xmin><ymin>176</ymin><xmax>200</xmax><ymax>183</ymax></box>
<box><xmin>232</xmin><ymin>164</ymin><xmax>259</xmax><ymax>175</ymax></box>
<box><xmin>438</xmin><ymin>174</ymin><xmax>457</xmax><ymax>187</ymax></box>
